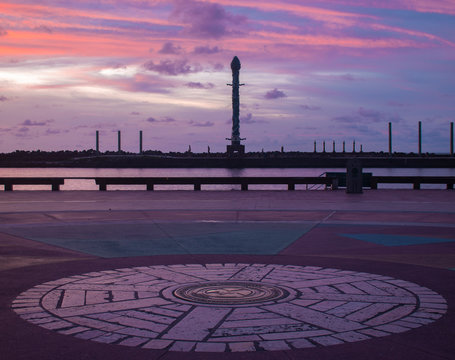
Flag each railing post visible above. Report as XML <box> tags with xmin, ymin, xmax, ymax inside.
<box><xmin>370</xmin><ymin>178</ymin><xmax>378</xmax><ymax>190</ymax></box>
<box><xmin>418</xmin><ymin>121</ymin><xmax>422</xmax><ymax>155</ymax></box>
<box><xmin>450</xmin><ymin>122</ymin><xmax>454</xmax><ymax>156</ymax></box>
<box><xmin>388</xmin><ymin>122</ymin><xmax>392</xmax><ymax>155</ymax></box>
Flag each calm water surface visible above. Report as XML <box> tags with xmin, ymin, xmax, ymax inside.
<box><xmin>1</xmin><ymin>168</ymin><xmax>454</xmax><ymax>190</ymax></box>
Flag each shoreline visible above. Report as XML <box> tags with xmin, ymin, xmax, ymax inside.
<box><xmin>1</xmin><ymin>153</ymin><xmax>455</xmax><ymax>168</ymax></box>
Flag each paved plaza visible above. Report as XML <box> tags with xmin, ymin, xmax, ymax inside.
<box><xmin>1</xmin><ymin>190</ymin><xmax>455</xmax><ymax>359</ymax></box>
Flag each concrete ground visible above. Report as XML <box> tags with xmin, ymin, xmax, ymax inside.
<box><xmin>1</xmin><ymin>189</ymin><xmax>454</xmax><ymax>359</ymax></box>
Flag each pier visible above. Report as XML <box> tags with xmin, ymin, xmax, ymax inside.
<box><xmin>1</xmin><ymin>174</ymin><xmax>455</xmax><ymax>191</ymax></box>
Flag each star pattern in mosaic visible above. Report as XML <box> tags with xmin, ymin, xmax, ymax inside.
<box><xmin>12</xmin><ymin>264</ymin><xmax>447</xmax><ymax>352</ymax></box>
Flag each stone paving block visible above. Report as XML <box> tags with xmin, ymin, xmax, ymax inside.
<box><xmin>392</xmin><ymin>320</ymin><xmax>422</xmax><ymax>329</ymax></box>
<box><xmin>58</xmin><ymin>326</ymin><xmax>89</xmax><ymax>335</ymax></box>
<box><xmin>170</xmin><ymin>341</ymin><xmax>195</xmax><ymax>351</ymax></box>
<box><xmin>310</xmin><ymin>300</ymin><xmax>346</xmax><ymax>311</ymax></box>
<box><xmin>358</xmin><ymin>328</ymin><xmax>389</xmax><ymax>337</ymax></box>
<box><xmin>260</xmin><ymin>329</ymin><xmax>332</xmax><ymax>341</ymax></box>
<box><xmin>39</xmin><ymin>320</ymin><xmax>72</xmax><ymax>330</ymax></box>
<box><xmin>29</xmin><ymin>317</ymin><xmax>58</xmax><ymax>324</ymax></box>
<box><xmin>263</xmin><ymin>303</ymin><xmax>364</xmax><ymax>332</ymax></box>
<box><xmin>142</xmin><ymin>339</ymin><xmax>172</xmax><ymax>349</ymax></box>
<box><xmin>311</xmin><ymin>335</ymin><xmax>345</xmax><ymax>346</ymax></box>
<box><xmin>111</xmin><ymin>291</ymin><xmax>136</xmax><ymax>302</ymax></box>
<box><xmin>115</xmin><ymin>327</ymin><xmax>158</xmax><ymax>338</ymax></box>
<box><xmin>61</xmin><ymin>290</ymin><xmax>85</xmax><ymax>308</ymax></box>
<box><xmin>118</xmin><ymin>336</ymin><xmax>149</xmax><ymax>347</ymax></box>
<box><xmin>208</xmin><ymin>335</ymin><xmax>261</xmax><ymax>342</ymax></box>
<box><xmin>288</xmin><ymin>338</ymin><xmax>316</xmax><ymax>349</ymax></box>
<box><xmin>66</xmin><ymin>316</ymin><xmax>125</xmax><ymax>331</ymax></box>
<box><xmin>364</xmin><ymin>305</ymin><xmax>415</xmax><ymax>326</ymax></box>
<box><xmin>333</xmin><ymin>283</ymin><xmax>367</xmax><ymax>295</ymax></box>
<box><xmin>412</xmin><ymin>311</ymin><xmax>443</xmax><ymax>319</ymax></box>
<box><xmin>87</xmin><ymin>312</ymin><xmax>122</xmax><ymax>321</ymax></box>
<box><xmin>213</xmin><ymin>323</ymin><xmax>317</xmax><ymax>338</ymax></box>
<box><xmin>85</xmin><ymin>290</ymin><xmax>110</xmax><ymax>305</ymax></box>
<box><xmin>113</xmin><ymin>316</ymin><xmax>168</xmax><ymax>332</ymax></box>
<box><xmin>333</xmin><ymin>331</ymin><xmax>370</xmax><ymax>342</ymax></box>
<box><xmin>314</xmin><ymin>286</ymin><xmax>341</xmax><ymax>294</ymax></box>
<box><xmin>195</xmin><ymin>342</ymin><xmax>226</xmax><ymax>352</ymax></box>
<box><xmin>230</xmin><ymin>265</ymin><xmax>273</xmax><ymax>281</ymax></box>
<box><xmin>20</xmin><ymin>311</ymin><xmax>50</xmax><ymax>320</ymax></box>
<box><xmin>220</xmin><ymin>317</ymin><xmax>299</xmax><ymax>328</ymax></box>
<box><xmin>226</xmin><ymin>311</ymin><xmax>281</xmax><ymax>321</ymax></box>
<box><xmin>400</xmin><ymin>316</ymin><xmax>434</xmax><ymax>325</ymax></box>
<box><xmin>92</xmin><ymin>332</ymin><xmax>127</xmax><ymax>344</ymax></box>
<box><xmin>229</xmin><ymin>342</ymin><xmax>256</xmax><ymax>352</ymax></box>
<box><xmin>327</xmin><ymin>301</ymin><xmax>371</xmax><ymax>317</ymax></box>
<box><xmin>259</xmin><ymin>340</ymin><xmax>290</xmax><ymax>351</ymax></box>
<box><xmin>420</xmin><ymin>302</ymin><xmax>447</xmax><ymax>309</ymax></box>
<box><xmin>75</xmin><ymin>329</ymin><xmax>106</xmax><ymax>340</ymax></box>
<box><xmin>375</xmin><ymin>324</ymin><xmax>409</xmax><ymax>333</ymax></box>
<box><xmin>51</xmin><ymin>297</ymin><xmax>171</xmax><ymax>317</ymax></box>
<box><xmin>117</xmin><ymin>310</ymin><xmax>174</xmax><ymax>324</ymax></box>
<box><xmin>142</xmin><ymin>307</ymin><xmax>182</xmax><ymax>318</ymax></box>
<box><xmin>346</xmin><ymin>303</ymin><xmax>396</xmax><ymax>322</ymax></box>
<box><xmin>41</xmin><ymin>290</ymin><xmax>62</xmax><ymax>309</ymax></box>
<box><xmin>163</xmin><ymin>307</ymin><xmax>230</xmax><ymax>341</ymax></box>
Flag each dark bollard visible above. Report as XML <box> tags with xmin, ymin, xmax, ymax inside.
<box><xmin>346</xmin><ymin>159</ymin><xmax>363</xmax><ymax>194</ymax></box>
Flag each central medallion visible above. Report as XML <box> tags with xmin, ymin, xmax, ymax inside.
<box><xmin>173</xmin><ymin>281</ymin><xmax>289</xmax><ymax>305</ymax></box>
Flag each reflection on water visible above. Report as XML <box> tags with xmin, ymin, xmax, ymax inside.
<box><xmin>1</xmin><ymin>167</ymin><xmax>454</xmax><ymax>190</ymax></box>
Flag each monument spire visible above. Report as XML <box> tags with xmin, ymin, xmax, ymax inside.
<box><xmin>226</xmin><ymin>56</ymin><xmax>245</xmax><ymax>156</ymax></box>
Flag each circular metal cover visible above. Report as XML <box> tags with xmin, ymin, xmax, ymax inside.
<box><xmin>173</xmin><ymin>281</ymin><xmax>289</xmax><ymax>305</ymax></box>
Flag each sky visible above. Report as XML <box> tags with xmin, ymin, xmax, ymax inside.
<box><xmin>0</xmin><ymin>0</ymin><xmax>454</xmax><ymax>154</ymax></box>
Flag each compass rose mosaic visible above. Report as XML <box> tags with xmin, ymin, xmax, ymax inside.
<box><xmin>12</xmin><ymin>264</ymin><xmax>447</xmax><ymax>352</ymax></box>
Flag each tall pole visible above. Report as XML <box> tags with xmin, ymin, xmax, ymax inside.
<box><xmin>388</xmin><ymin>122</ymin><xmax>392</xmax><ymax>155</ymax></box>
<box><xmin>96</xmin><ymin>130</ymin><xmax>99</xmax><ymax>153</ymax></box>
<box><xmin>118</xmin><ymin>130</ymin><xmax>121</xmax><ymax>153</ymax></box>
<box><xmin>139</xmin><ymin>130</ymin><xmax>143</xmax><ymax>154</ymax></box>
<box><xmin>231</xmin><ymin>56</ymin><xmax>241</xmax><ymax>146</ymax></box>
<box><xmin>451</xmin><ymin>122</ymin><xmax>454</xmax><ymax>156</ymax></box>
<box><xmin>226</xmin><ymin>56</ymin><xmax>245</xmax><ymax>155</ymax></box>
<box><xmin>418</xmin><ymin>121</ymin><xmax>422</xmax><ymax>155</ymax></box>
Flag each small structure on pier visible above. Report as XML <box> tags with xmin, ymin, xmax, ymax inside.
<box><xmin>226</xmin><ymin>56</ymin><xmax>245</xmax><ymax>156</ymax></box>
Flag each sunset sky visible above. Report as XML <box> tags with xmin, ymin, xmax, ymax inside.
<box><xmin>0</xmin><ymin>0</ymin><xmax>454</xmax><ymax>153</ymax></box>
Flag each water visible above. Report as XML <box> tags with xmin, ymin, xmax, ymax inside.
<box><xmin>1</xmin><ymin>168</ymin><xmax>454</xmax><ymax>190</ymax></box>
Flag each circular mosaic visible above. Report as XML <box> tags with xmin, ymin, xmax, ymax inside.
<box><xmin>12</xmin><ymin>264</ymin><xmax>447</xmax><ymax>353</ymax></box>
<box><xmin>173</xmin><ymin>281</ymin><xmax>290</xmax><ymax>305</ymax></box>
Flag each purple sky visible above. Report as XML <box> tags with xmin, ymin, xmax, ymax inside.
<box><xmin>0</xmin><ymin>0</ymin><xmax>454</xmax><ymax>153</ymax></box>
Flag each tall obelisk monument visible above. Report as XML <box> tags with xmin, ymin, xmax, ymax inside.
<box><xmin>226</xmin><ymin>56</ymin><xmax>245</xmax><ymax>156</ymax></box>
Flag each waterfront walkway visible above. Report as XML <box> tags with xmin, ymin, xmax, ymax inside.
<box><xmin>1</xmin><ymin>190</ymin><xmax>454</xmax><ymax>359</ymax></box>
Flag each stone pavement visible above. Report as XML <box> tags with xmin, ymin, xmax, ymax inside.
<box><xmin>1</xmin><ymin>190</ymin><xmax>454</xmax><ymax>359</ymax></box>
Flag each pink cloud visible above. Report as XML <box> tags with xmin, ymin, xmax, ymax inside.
<box><xmin>265</xmin><ymin>88</ymin><xmax>287</xmax><ymax>100</ymax></box>
<box><xmin>171</xmin><ymin>0</ymin><xmax>248</xmax><ymax>38</ymax></box>
<box><xmin>193</xmin><ymin>45</ymin><xmax>221</xmax><ymax>54</ymax></box>
<box><xmin>159</xmin><ymin>42</ymin><xmax>183</xmax><ymax>55</ymax></box>
<box><xmin>143</xmin><ymin>59</ymin><xmax>202</xmax><ymax>76</ymax></box>
<box><xmin>185</xmin><ymin>82</ymin><xmax>214</xmax><ymax>89</ymax></box>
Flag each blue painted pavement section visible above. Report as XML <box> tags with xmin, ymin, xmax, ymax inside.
<box><xmin>4</xmin><ymin>222</ymin><xmax>312</xmax><ymax>258</ymax></box>
<box><xmin>341</xmin><ymin>233</ymin><xmax>455</xmax><ymax>247</ymax></box>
